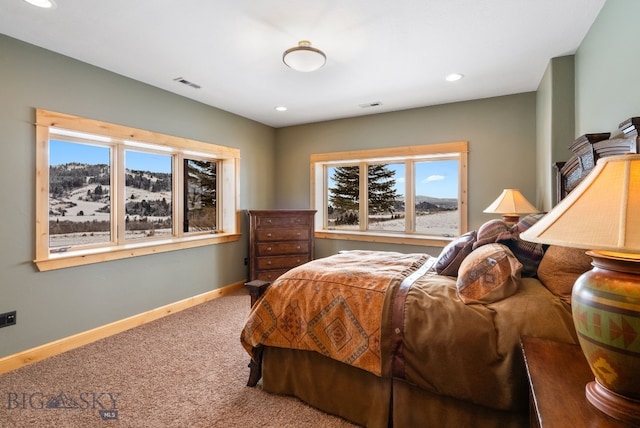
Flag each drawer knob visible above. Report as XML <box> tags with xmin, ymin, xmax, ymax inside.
<box><xmin>267</xmin><ymin>247</ymin><xmax>272</xmax><ymax>251</ymax></box>
<box><xmin>296</xmin><ymin>232</ymin><xmax>301</xmax><ymax>236</ymax></box>
<box><xmin>297</xmin><ymin>246</ymin><xmax>301</xmax><ymax>250</ymax></box>
<box><xmin>267</xmin><ymin>219</ymin><xmax>272</xmax><ymax>224</ymax></box>
<box><xmin>267</xmin><ymin>233</ymin><xmax>272</xmax><ymax>237</ymax></box>
<box><xmin>267</xmin><ymin>261</ymin><xmax>272</xmax><ymax>265</ymax></box>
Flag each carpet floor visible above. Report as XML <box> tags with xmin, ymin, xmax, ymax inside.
<box><xmin>0</xmin><ymin>289</ymin><xmax>359</xmax><ymax>427</ymax></box>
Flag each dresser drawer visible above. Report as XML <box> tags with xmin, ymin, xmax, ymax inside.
<box><xmin>256</xmin><ymin>241</ymin><xmax>309</xmax><ymax>256</ymax></box>
<box><xmin>256</xmin><ymin>215</ymin><xmax>311</xmax><ymax>228</ymax></box>
<box><xmin>256</xmin><ymin>228</ymin><xmax>310</xmax><ymax>242</ymax></box>
<box><xmin>255</xmin><ymin>269</ymin><xmax>289</xmax><ymax>282</ymax></box>
<box><xmin>256</xmin><ymin>255</ymin><xmax>310</xmax><ymax>270</ymax></box>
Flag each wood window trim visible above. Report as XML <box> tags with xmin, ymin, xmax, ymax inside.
<box><xmin>34</xmin><ymin>109</ymin><xmax>241</xmax><ymax>271</ymax></box>
<box><xmin>310</xmin><ymin>141</ymin><xmax>468</xmax><ymax>247</ymax></box>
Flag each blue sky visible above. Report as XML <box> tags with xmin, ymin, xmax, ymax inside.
<box><xmin>328</xmin><ymin>160</ymin><xmax>458</xmax><ymax>199</ymax></box>
<box><xmin>398</xmin><ymin>159</ymin><xmax>459</xmax><ymax>198</ymax></box>
<box><xmin>50</xmin><ymin>140</ymin><xmax>172</xmax><ymax>173</ymax></box>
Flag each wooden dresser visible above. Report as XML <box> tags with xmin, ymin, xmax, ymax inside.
<box><xmin>247</xmin><ymin>210</ymin><xmax>316</xmax><ymax>282</ymax></box>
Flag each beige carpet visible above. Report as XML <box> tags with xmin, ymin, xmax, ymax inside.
<box><xmin>0</xmin><ymin>289</ymin><xmax>359</xmax><ymax>427</ymax></box>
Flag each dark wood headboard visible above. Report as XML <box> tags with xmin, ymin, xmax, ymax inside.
<box><xmin>555</xmin><ymin>117</ymin><xmax>640</xmax><ymax>204</ymax></box>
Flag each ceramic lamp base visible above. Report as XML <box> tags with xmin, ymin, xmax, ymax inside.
<box><xmin>572</xmin><ymin>253</ymin><xmax>640</xmax><ymax>424</ymax></box>
<box><xmin>501</xmin><ymin>214</ymin><xmax>520</xmax><ymax>226</ymax></box>
<box><xmin>586</xmin><ymin>381</ymin><xmax>640</xmax><ymax>425</ymax></box>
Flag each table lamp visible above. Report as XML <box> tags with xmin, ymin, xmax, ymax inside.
<box><xmin>520</xmin><ymin>153</ymin><xmax>640</xmax><ymax>425</ymax></box>
<box><xmin>483</xmin><ymin>188</ymin><xmax>539</xmax><ymax>226</ymax></box>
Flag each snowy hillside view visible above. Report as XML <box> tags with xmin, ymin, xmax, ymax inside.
<box><xmin>327</xmin><ymin>164</ymin><xmax>459</xmax><ymax>237</ymax></box>
<box><xmin>329</xmin><ymin>196</ymin><xmax>459</xmax><ymax>237</ymax></box>
<box><xmin>49</xmin><ymin>163</ymin><xmax>173</xmax><ymax>247</ymax></box>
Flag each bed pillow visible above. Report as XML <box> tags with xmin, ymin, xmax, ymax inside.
<box><xmin>456</xmin><ymin>243</ymin><xmax>522</xmax><ymax>304</ymax></box>
<box><xmin>472</xmin><ymin>219</ymin><xmax>512</xmax><ymax>250</ymax></box>
<box><xmin>433</xmin><ymin>231</ymin><xmax>477</xmax><ymax>277</ymax></box>
<box><xmin>505</xmin><ymin>213</ymin><xmax>546</xmax><ymax>278</ymax></box>
<box><xmin>536</xmin><ymin>245</ymin><xmax>593</xmax><ymax>304</ymax></box>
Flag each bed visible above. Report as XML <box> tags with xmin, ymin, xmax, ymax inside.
<box><xmin>240</xmin><ymin>117</ymin><xmax>639</xmax><ymax>427</ymax></box>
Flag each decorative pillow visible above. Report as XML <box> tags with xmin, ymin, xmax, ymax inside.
<box><xmin>456</xmin><ymin>243</ymin><xmax>522</xmax><ymax>304</ymax></box>
<box><xmin>434</xmin><ymin>231</ymin><xmax>477</xmax><ymax>277</ymax></box>
<box><xmin>472</xmin><ymin>219</ymin><xmax>512</xmax><ymax>250</ymax></box>
<box><xmin>505</xmin><ymin>213</ymin><xmax>546</xmax><ymax>278</ymax></box>
<box><xmin>537</xmin><ymin>245</ymin><xmax>593</xmax><ymax>304</ymax></box>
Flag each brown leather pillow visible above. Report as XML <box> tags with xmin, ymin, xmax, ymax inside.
<box><xmin>537</xmin><ymin>246</ymin><xmax>593</xmax><ymax>304</ymax></box>
<box><xmin>434</xmin><ymin>231</ymin><xmax>477</xmax><ymax>277</ymax></box>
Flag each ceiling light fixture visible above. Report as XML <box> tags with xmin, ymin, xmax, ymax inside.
<box><xmin>445</xmin><ymin>73</ymin><xmax>463</xmax><ymax>82</ymax></box>
<box><xmin>23</xmin><ymin>0</ymin><xmax>56</xmax><ymax>8</ymax></box>
<box><xmin>283</xmin><ymin>40</ymin><xmax>326</xmax><ymax>72</ymax></box>
<box><xmin>274</xmin><ymin>106</ymin><xmax>288</xmax><ymax>112</ymax></box>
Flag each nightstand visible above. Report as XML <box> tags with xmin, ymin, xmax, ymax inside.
<box><xmin>244</xmin><ymin>279</ymin><xmax>271</xmax><ymax>387</ymax></box>
<box><xmin>521</xmin><ymin>336</ymin><xmax>632</xmax><ymax>427</ymax></box>
<box><xmin>244</xmin><ymin>279</ymin><xmax>271</xmax><ymax>307</ymax></box>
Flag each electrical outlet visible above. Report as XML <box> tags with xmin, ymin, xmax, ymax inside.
<box><xmin>0</xmin><ymin>311</ymin><xmax>16</xmax><ymax>328</ymax></box>
<box><xmin>244</xmin><ymin>257</ymin><xmax>249</xmax><ymax>266</ymax></box>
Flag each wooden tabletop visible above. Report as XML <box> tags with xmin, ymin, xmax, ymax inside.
<box><xmin>521</xmin><ymin>336</ymin><xmax>633</xmax><ymax>427</ymax></box>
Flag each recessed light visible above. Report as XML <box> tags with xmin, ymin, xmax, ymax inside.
<box><xmin>275</xmin><ymin>106</ymin><xmax>288</xmax><ymax>112</ymax></box>
<box><xmin>23</xmin><ymin>0</ymin><xmax>56</xmax><ymax>9</ymax></box>
<box><xmin>445</xmin><ymin>73</ymin><xmax>463</xmax><ymax>82</ymax></box>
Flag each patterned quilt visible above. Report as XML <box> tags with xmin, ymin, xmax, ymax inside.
<box><xmin>241</xmin><ymin>250</ymin><xmax>579</xmax><ymax>411</ymax></box>
<box><xmin>240</xmin><ymin>250</ymin><xmax>432</xmax><ymax>377</ymax></box>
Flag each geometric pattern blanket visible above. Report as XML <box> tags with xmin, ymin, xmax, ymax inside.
<box><xmin>240</xmin><ymin>250</ymin><xmax>431</xmax><ymax>377</ymax></box>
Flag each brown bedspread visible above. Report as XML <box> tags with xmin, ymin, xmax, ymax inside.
<box><xmin>240</xmin><ymin>250</ymin><xmax>431</xmax><ymax>376</ymax></box>
<box><xmin>241</xmin><ymin>250</ymin><xmax>577</xmax><ymax>411</ymax></box>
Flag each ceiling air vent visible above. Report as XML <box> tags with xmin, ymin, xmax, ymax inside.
<box><xmin>358</xmin><ymin>101</ymin><xmax>382</xmax><ymax>109</ymax></box>
<box><xmin>173</xmin><ymin>77</ymin><xmax>201</xmax><ymax>89</ymax></box>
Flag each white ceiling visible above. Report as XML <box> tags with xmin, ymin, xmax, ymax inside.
<box><xmin>1</xmin><ymin>0</ymin><xmax>606</xmax><ymax>128</ymax></box>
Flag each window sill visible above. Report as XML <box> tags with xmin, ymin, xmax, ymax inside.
<box><xmin>314</xmin><ymin>230</ymin><xmax>452</xmax><ymax>248</ymax></box>
<box><xmin>34</xmin><ymin>233</ymin><xmax>241</xmax><ymax>271</ymax></box>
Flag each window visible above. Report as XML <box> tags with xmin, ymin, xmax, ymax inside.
<box><xmin>311</xmin><ymin>142</ymin><xmax>467</xmax><ymax>246</ymax></box>
<box><xmin>35</xmin><ymin>109</ymin><xmax>240</xmax><ymax>271</ymax></box>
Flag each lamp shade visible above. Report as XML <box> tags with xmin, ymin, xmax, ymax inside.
<box><xmin>483</xmin><ymin>189</ymin><xmax>539</xmax><ymax>216</ymax></box>
<box><xmin>283</xmin><ymin>40</ymin><xmax>326</xmax><ymax>72</ymax></box>
<box><xmin>520</xmin><ymin>154</ymin><xmax>640</xmax><ymax>257</ymax></box>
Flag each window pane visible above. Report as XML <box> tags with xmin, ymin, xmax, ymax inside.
<box><xmin>367</xmin><ymin>163</ymin><xmax>404</xmax><ymax>232</ymax></box>
<box><xmin>414</xmin><ymin>159</ymin><xmax>459</xmax><ymax>236</ymax></box>
<box><xmin>124</xmin><ymin>150</ymin><xmax>172</xmax><ymax>240</ymax></box>
<box><xmin>49</xmin><ymin>140</ymin><xmax>112</xmax><ymax>249</ymax></box>
<box><xmin>184</xmin><ymin>158</ymin><xmax>217</xmax><ymax>233</ymax></box>
<box><xmin>327</xmin><ymin>165</ymin><xmax>360</xmax><ymax>230</ymax></box>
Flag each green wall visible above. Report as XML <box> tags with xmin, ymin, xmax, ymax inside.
<box><xmin>535</xmin><ymin>56</ymin><xmax>575</xmax><ymax>211</ymax></box>
<box><xmin>575</xmin><ymin>0</ymin><xmax>640</xmax><ymax>135</ymax></box>
<box><xmin>274</xmin><ymin>93</ymin><xmax>538</xmax><ymax>258</ymax></box>
<box><xmin>0</xmin><ymin>35</ymin><xmax>276</xmax><ymax>358</ymax></box>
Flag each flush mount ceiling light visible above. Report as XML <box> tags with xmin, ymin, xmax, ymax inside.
<box><xmin>445</xmin><ymin>73</ymin><xmax>464</xmax><ymax>82</ymax></box>
<box><xmin>23</xmin><ymin>0</ymin><xmax>56</xmax><ymax>8</ymax></box>
<box><xmin>283</xmin><ymin>40</ymin><xmax>326</xmax><ymax>72</ymax></box>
